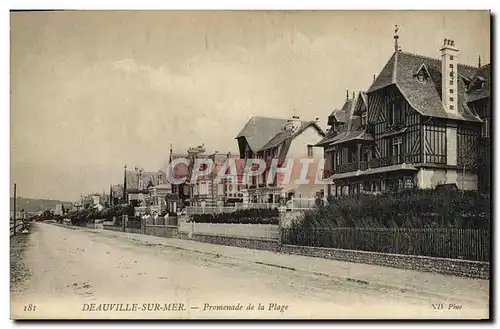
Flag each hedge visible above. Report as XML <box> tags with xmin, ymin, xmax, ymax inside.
<box><xmin>190</xmin><ymin>208</ymin><xmax>279</xmax><ymax>225</ymax></box>
<box><xmin>290</xmin><ymin>190</ymin><xmax>490</xmax><ymax>230</ymax></box>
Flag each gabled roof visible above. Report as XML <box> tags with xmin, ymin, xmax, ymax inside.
<box><xmin>323</xmin><ymin>94</ymin><xmax>372</xmax><ymax>147</ymax></box>
<box><xmin>367</xmin><ymin>51</ymin><xmax>482</xmax><ymax>122</ymax></box>
<box><xmin>259</xmin><ymin>121</ymin><xmax>325</xmax><ymax>152</ymax></box>
<box><xmin>318</xmin><ymin>94</ymin><xmax>367</xmax><ymax>147</ymax></box>
<box><xmin>467</xmin><ymin>64</ymin><xmax>491</xmax><ymax>103</ymax></box>
<box><xmin>235</xmin><ymin>116</ymin><xmax>289</xmax><ymax>152</ymax></box>
<box><xmin>327</xmin><ymin>109</ymin><xmax>347</xmax><ymax>125</ymax></box>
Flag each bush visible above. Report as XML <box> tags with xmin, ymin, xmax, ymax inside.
<box><xmin>191</xmin><ymin>208</ymin><xmax>279</xmax><ymax>225</ymax></box>
<box><xmin>290</xmin><ymin>190</ymin><xmax>490</xmax><ymax>231</ymax></box>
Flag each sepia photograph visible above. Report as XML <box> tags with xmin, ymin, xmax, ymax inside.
<box><xmin>9</xmin><ymin>9</ymin><xmax>491</xmax><ymax>320</ymax></box>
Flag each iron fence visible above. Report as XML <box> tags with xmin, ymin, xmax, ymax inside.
<box><xmin>281</xmin><ymin>227</ymin><xmax>490</xmax><ymax>261</ymax></box>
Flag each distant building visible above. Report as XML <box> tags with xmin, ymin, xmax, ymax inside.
<box><xmin>190</xmin><ymin>151</ymin><xmax>246</xmax><ymax>207</ymax></box>
<box><xmin>54</xmin><ymin>204</ymin><xmax>63</xmax><ymax>215</ymax></box>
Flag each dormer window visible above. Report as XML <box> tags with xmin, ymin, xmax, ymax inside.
<box><xmin>361</xmin><ymin>111</ymin><xmax>367</xmax><ymax>127</ymax></box>
<box><xmin>470</xmin><ymin>77</ymin><xmax>485</xmax><ymax>91</ymax></box>
<box><xmin>414</xmin><ymin>64</ymin><xmax>430</xmax><ymax>84</ymax></box>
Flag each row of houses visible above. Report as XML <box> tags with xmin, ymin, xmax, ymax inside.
<box><xmin>105</xmin><ymin>33</ymin><xmax>491</xmax><ymax>215</ymax></box>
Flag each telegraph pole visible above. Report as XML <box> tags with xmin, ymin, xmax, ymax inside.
<box><xmin>13</xmin><ymin>183</ymin><xmax>17</xmax><ymax>236</ymax></box>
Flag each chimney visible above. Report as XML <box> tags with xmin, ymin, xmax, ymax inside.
<box><xmin>440</xmin><ymin>38</ymin><xmax>459</xmax><ymax>114</ymax></box>
<box><xmin>285</xmin><ymin>115</ymin><xmax>301</xmax><ymax>134</ymax></box>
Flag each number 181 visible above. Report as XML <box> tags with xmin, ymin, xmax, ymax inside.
<box><xmin>24</xmin><ymin>304</ymin><xmax>37</xmax><ymax>312</ymax></box>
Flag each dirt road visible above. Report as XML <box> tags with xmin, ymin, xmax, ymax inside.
<box><xmin>11</xmin><ymin>223</ymin><xmax>489</xmax><ymax>319</ymax></box>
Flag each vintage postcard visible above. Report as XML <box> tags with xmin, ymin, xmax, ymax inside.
<box><xmin>10</xmin><ymin>10</ymin><xmax>491</xmax><ymax>320</ymax></box>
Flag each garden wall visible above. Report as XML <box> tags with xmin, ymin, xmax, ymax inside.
<box><xmin>144</xmin><ymin>225</ymin><xmax>178</xmax><ymax>238</ymax></box>
<box><xmin>280</xmin><ymin>244</ymin><xmax>490</xmax><ymax>279</ymax></box>
<box><xmin>178</xmin><ymin>221</ymin><xmax>279</xmax><ymax>240</ymax></box>
<box><xmin>103</xmin><ymin>225</ymin><xmax>141</xmax><ymax>234</ymax></box>
<box><xmin>177</xmin><ymin>231</ymin><xmax>279</xmax><ymax>252</ymax></box>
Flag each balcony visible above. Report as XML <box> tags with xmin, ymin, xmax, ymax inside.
<box><xmin>329</xmin><ymin>154</ymin><xmax>408</xmax><ymax>175</ymax></box>
<box><xmin>336</xmin><ymin>162</ymin><xmax>359</xmax><ymax>173</ymax></box>
<box><xmin>368</xmin><ymin>155</ymin><xmax>404</xmax><ymax>168</ymax></box>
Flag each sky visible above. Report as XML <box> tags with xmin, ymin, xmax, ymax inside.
<box><xmin>10</xmin><ymin>10</ymin><xmax>490</xmax><ymax>201</ymax></box>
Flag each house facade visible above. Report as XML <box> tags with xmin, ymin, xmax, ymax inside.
<box><xmin>319</xmin><ymin>38</ymin><xmax>488</xmax><ymax>196</ymax></box>
<box><xmin>190</xmin><ymin>151</ymin><xmax>246</xmax><ymax>207</ymax></box>
<box><xmin>236</xmin><ymin>115</ymin><xmax>325</xmax><ymax>206</ymax></box>
<box><xmin>465</xmin><ymin>62</ymin><xmax>491</xmax><ymax>194</ymax></box>
<box><xmin>123</xmin><ymin>167</ymin><xmax>166</xmax><ymax>207</ymax></box>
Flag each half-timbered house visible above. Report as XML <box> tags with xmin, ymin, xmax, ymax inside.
<box><xmin>466</xmin><ymin>62</ymin><xmax>491</xmax><ymax>194</ymax></box>
<box><xmin>320</xmin><ymin>38</ymin><xmax>487</xmax><ymax>196</ymax></box>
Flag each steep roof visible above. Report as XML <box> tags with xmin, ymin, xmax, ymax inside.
<box><xmin>125</xmin><ymin>170</ymin><xmax>164</xmax><ymax>191</ymax></box>
<box><xmin>467</xmin><ymin>64</ymin><xmax>491</xmax><ymax>103</ymax></box>
<box><xmin>327</xmin><ymin>109</ymin><xmax>347</xmax><ymax>125</ymax></box>
<box><xmin>317</xmin><ymin>95</ymin><xmax>364</xmax><ymax>146</ymax></box>
<box><xmin>326</xmin><ymin>94</ymin><xmax>372</xmax><ymax>146</ymax></box>
<box><xmin>236</xmin><ymin>116</ymin><xmax>289</xmax><ymax>152</ymax></box>
<box><xmin>259</xmin><ymin>121</ymin><xmax>325</xmax><ymax>152</ymax></box>
<box><xmin>367</xmin><ymin>51</ymin><xmax>482</xmax><ymax>122</ymax></box>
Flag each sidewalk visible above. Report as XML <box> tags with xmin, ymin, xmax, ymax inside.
<box><xmin>90</xmin><ymin>226</ymin><xmax>489</xmax><ymax>305</ymax></box>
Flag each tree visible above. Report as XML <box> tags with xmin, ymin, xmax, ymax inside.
<box><xmin>458</xmin><ymin>136</ymin><xmax>479</xmax><ymax>193</ymax></box>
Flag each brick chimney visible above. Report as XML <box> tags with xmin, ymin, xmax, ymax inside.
<box><xmin>440</xmin><ymin>38</ymin><xmax>459</xmax><ymax>114</ymax></box>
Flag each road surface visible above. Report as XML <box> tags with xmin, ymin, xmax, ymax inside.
<box><xmin>11</xmin><ymin>223</ymin><xmax>489</xmax><ymax>319</ymax></box>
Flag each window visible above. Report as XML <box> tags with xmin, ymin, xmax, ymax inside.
<box><xmin>404</xmin><ymin>177</ymin><xmax>415</xmax><ymax>189</ymax></box>
<box><xmin>450</xmin><ymin>97</ymin><xmax>454</xmax><ymax>102</ymax></box>
<box><xmin>449</xmin><ymin>64</ymin><xmax>453</xmax><ymax>68</ymax></box>
<box><xmin>392</xmin><ymin>136</ymin><xmax>403</xmax><ymax>163</ymax></box>
<box><xmin>482</xmin><ymin>118</ymin><xmax>489</xmax><ymax>138</ymax></box>
<box><xmin>450</xmin><ymin>105</ymin><xmax>454</xmax><ymax>111</ymax></box>
<box><xmin>361</xmin><ymin>111</ymin><xmax>367</xmax><ymax>127</ymax></box>
<box><xmin>361</xmin><ymin>148</ymin><xmax>370</xmax><ymax>162</ymax></box>
<box><xmin>388</xmin><ymin>101</ymin><xmax>402</xmax><ymax>125</ymax></box>
<box><xmin>450</xmin><ymin>80</ymin><xmax>454</xmax><ymax>85</ymax></box>
<box><xmin>450</xmin><ymin>71</ymin><xmax>454</xmax><ymax>77</ymax></box>
<box><xmin>450</xmin><ymin>55</ymin><xmax>454</xmax><ymax>60</ymax></box>
<box><xmin>424</xmin><ymin>123</ymin><xmax>446</xmax><ymax>164</ymax></box>
<box><xmin>417</xmin><ymin>73</ymin><xmax>426</xmax><ymax>83</ymax></box>
<box><xmin>307</xmin><ymin>145</ymin><xmax>313</xmax><ymax>157</ymax></box>
<box><xmin>450</xmin><ymin>89</ymin><xmax>454</xmax><ymax>94</ymax></box>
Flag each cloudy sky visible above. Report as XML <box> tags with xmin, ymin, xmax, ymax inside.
<box><xmin>10</xmin><ymin>10</ymin><xmax>490</xmax><ymax>201</ymax></box>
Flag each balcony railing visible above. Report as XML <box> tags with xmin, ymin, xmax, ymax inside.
<box><xmin>336</xmin><ymin>162</ymin><xmax>359</xmax><ymax>173</ymax></box>
<box><xmin>328</xmin><ymin>154</ymin><xmax>408</xmax><ymax>175</ymax></box>
<box><xmin>368</xmin><ymin>155</ymin><xmax>404</xmax><ymax>168</ymax></box>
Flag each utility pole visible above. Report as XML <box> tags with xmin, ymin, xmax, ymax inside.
<box><xmin>13</xmin><ymin>183</ymin><xmax>17</xmax><ymax>236</ymax></box>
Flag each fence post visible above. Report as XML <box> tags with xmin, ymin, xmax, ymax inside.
<box><xmin>277</xmin><ymin>208</ymin><xmax>283</xmax><ymax>249</ymax></box>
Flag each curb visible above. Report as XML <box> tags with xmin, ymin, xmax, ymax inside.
<box><xmin>123</xmin><ymin>235</ymin><xmax>486</xmax><ymax>306</ymax></box>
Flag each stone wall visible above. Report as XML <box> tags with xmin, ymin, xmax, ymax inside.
<box><xmin>177</xmin><ymin>232</ymin><xmax>279</xmax><ymax>252</ymax></box>
<box><xmin>103</xmin><ymin>225</ymin><xmax>141</xmax><ymax>234</ymax></box>
<box><xmin>144</xmin><ymin>225</ymin><xmax>178</xmax><ymax>238</ymax></box>
<box><xmin>280</xmin><ymin>244</ymin><xmax>489</xmax><ymax>279</ymax></box>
